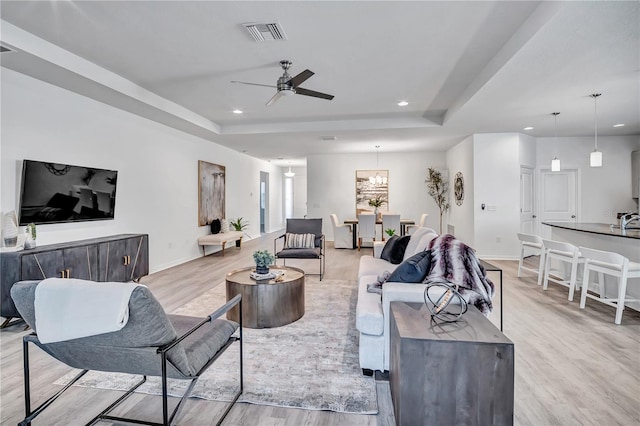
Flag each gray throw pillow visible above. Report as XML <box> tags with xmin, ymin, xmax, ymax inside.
<box><xmin>387</xmin><ymin>250</ymin><xmax>432</xmax><ymax>283</ymax></box>
<box><xmin>380</xmin><ymin>235</ymin><xmax>411</xmax><ymax>264</ymax></box>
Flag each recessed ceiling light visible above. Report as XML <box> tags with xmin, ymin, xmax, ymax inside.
<box><xmin>232</xmin><ymin>109</ymin><xmax>243</xmax><ymax>114</ymax></box>
<box><xmin>397</xmin><ymin>101</ymin><xmax>409</xmax><ymax>106</ymax></box>
<box><xmin>321</xmin><ymin>136</ymin><xmax>337</xmax><ymax>141</ymax></box>
<box><xmin>613</xmin><ymin>123</ymin><xmax>625</xmax><ymax>127</ymax></box>
<box><xmin>524</xmin><ymin>126</ymin><xmax>534</xmax><ymax>130</ymax></box>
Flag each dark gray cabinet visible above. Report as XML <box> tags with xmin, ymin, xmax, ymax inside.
<box><xmin>1</xmin><ymin>234</ymin><xmax>149</xmax><ymax>326</ymax></box>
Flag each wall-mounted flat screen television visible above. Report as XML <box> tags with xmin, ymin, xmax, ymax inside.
<box><xmin>18</xmin><ymin>160</ymin><xmax>118</xmax><ymax>225</ymax></box>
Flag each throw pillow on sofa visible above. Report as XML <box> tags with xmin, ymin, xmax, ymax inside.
<box><xmin>210</xmin><ymin>219</ymin><xmax>221</xmax><ymax>234</ymax></box>
<box><xmin>387</xmin><ymin>250</ymin><xmax>432</xmax><ymax>283</ymax></box>
<box><xmin>380</xmin><ymin>235</ymin><xmax>410</xmax><ymax>264</ymax></box>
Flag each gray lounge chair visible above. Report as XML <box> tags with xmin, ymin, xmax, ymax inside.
<box><xmin>274</xmin><ymin>218</ymin><xmax>325</xmax><ymax>280</ymax></box>
<box><xmin>10</xmin><ymin>280</ymin><xmax>242</xmax><ymax>426</ymax></box>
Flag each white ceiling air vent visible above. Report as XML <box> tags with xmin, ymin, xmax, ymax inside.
<box><xmin>243</xmin><ymin>22</ymin><xmax>287</xmax><ymax>42</ymax></box>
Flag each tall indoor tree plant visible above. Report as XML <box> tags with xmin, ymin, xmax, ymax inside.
<box><xmin>426</xmin><ymin>167</ymin><xmax>450</xmax><ymax>234</ymax></box>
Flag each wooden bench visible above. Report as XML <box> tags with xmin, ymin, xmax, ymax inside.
<box><xmin>198</xmin><ymin>231</ymin><xmax>243</xmax><ymax>256</ymax></box>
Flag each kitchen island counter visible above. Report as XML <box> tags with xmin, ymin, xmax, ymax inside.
<box><xmin>542</xmin><ymin>222</ymin><xmax>640</xmax><ymax>240</ymax></box>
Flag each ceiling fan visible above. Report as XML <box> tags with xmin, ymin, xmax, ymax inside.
<box><xmin>231</xmin><ymin>60</ymin><xmax>335</xmax><ymax>106</ymax></box>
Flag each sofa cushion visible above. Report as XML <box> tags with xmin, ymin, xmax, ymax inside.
<box><xmin>356</xmin><ymin>275</ymin><xmax>384</xmax><ymax>336</ymax></box>
<box><xmin>380</xmin><ymin>235</ymin><xmax>410</xmax><ymax>264</ymax></box>
<box><xmin>403</xmin><ymin>228</ymin><xmax>432</xmax><ymax>261</ymax></box>
<box><xmin>415</xmin><ymin>232</ymin><xmax>438</xmax><ymax>254</ymax></box>
<box><xmin>388</xmin><ymin>250</ymin><xmax>432</xmax><ymax>283</ymax></box>
<box><xmin>210</xmin><ymin>219</ymin><xmax>221</xmax><ymax>234</ymax></box>
<box><xmin>358</xmin><ymin>255</ymin><xmax>399</xmax><ymax>278</ymax></box>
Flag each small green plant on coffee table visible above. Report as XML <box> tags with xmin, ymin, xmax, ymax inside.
<box><xmin>385</xmin><ymin>228</ymin><xmax>396</xmax><ymax>238</ymax></box>
<box><xmin>253</xmin><ymin>250</ymin><xmax>275</xmax><ymax>269</ymax></box>
<box><xmin>230</xmin><ymin>217</ymin><xmax>249</xmax><ymax>231</ymax></box>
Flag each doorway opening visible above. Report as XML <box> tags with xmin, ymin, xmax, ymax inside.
<box><xmin>260</xmin><ymin>171</ymin><xmax>269</xmax><ymax>234</ymax></box>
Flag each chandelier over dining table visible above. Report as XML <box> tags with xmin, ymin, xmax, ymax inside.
<box><xmin>369</xmin><ymin>145</ymin><xmax>387</xmax><ymax>185</ymax></box>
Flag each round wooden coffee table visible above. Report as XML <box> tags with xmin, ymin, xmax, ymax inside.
<box><xmin>225</xmin><ymin>266</ymin><xmax>305</xmax><ymax>328</ymax></box>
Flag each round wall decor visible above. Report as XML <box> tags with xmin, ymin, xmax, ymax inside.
<box><xmin>454</xmin><ymin>172</ymin><xmax>464</xmax><ymax>206</ymax></box>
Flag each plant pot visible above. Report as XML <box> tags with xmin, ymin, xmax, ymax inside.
<box><xmin>235</xmin><ymin>239</ymin><xmax>242</xmax><ymax>248</ymax></box>
<box><xmin>256</xmin><ymin>265</ymin><xmax>269</xmax><ymax>275</ymax></box>
<box><xmin>24</xmin><ymin>236</ymin><xmax>36</xmax><ymax>250</ymax></box>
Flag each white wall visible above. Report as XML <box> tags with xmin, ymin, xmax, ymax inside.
<box><xmin>473</xmin><ymin>133</ymin><xmax>522</xmax><ymax>259</ymax></box>
<box><xmin>1</xmin><ymin>69</ymin><xmax>284</xmax><ymax>273</ymax></box>
<box><xmin>536</xmin><ymin>135</ymin><xmax>640</xmax><ymax>223</ymax></box>
<box><xmin>307</xmin><ymin>152</ymin><xmax>446</xmax><ymax>240</ymax></box>
<box><xmin>291</xmin><ymin>166</ymin><xmax>307</xmax><ymax>218</ymax></box>
<box><xmin>446</xmin><ymin>136</ymin><xmax>475</xmax><ymax>245</ymax></box>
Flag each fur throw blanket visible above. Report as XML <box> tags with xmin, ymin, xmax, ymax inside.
<box><xmin>427</xmin><ymin>234</ymin><xmax>495</xmax><ymax>315</ymax></box>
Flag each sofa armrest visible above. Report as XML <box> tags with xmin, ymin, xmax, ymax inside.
<box><xmin>373</xmin><ymin>241</ymin><xmax>386</xmax><ymax>258</ymax></box>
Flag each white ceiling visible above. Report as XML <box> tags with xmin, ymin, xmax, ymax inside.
<box><xmin>1</xmin><ymin>1</ymin><xmax>638</xmax><ymax>167</ymax></box>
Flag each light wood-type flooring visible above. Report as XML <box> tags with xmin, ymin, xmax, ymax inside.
<box><xmin>1</xmin><ymin>231</ymin><xmax>639</xmax><ymax>425</ymax></box>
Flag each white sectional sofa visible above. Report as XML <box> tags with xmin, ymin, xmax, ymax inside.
<box><xmin>355</xmin><ymin>227</ymin><xmax>442</xmax><ymax>373</ymax></box>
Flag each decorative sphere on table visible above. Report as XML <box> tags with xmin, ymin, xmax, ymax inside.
<box><xmin>423</xmin><ymin>279</ymin><xmax>468</xmax><ymax>323</ymax></box>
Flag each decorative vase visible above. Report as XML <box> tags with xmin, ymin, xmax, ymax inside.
<box><xmin>24</xmin><ymin>233</ymin><xmax>36</xmax><ymax>250</ymax></box>
<box><xmin>374</xmin><ymin>207</ymin><xmax>379</xmax><ymax>220</ymax></box>
<box><xmin>256</xmin><ymin>265</ymin><xmax>269</xmax><ymax>275</ymax></box>
<box><xmin>2</xmin><ymin>211</ymin><xmax>18</xmax><ymax>247</ymax></box>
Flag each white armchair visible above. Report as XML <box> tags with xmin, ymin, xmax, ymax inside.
<box><xmin>330</xmin><ymin>214</ymin><xmax>353</xmax><ymax>249</ymax></box>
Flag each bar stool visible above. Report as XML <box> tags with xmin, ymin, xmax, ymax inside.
<box><xmin>579</xmin><ymin>246</ymin><xmax>640</xmax><ymax>325</ymax></box>
<box><xmin>541</xmin><ymin>239</ymin><xmax>585</xmax><ymax>301</ymax></box>
<box><xmin>516</xmin><ymin>233</ymin><xmax>545</xmax><ymax>284</ymax></box>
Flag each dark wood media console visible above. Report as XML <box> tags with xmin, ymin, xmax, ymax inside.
<box><xmin>0</xmin><ymin>234</ymin><xmax>149</xmax><ymax>327</ymax></box>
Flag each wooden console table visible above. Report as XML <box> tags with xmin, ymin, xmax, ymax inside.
<box><xmin>389</xmin><ymin>301</ymin><xmax>514</xmax><ymax>426</ymax></box>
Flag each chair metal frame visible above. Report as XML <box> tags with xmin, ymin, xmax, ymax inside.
<box><xmin>274</xmin><ymin>219</ymin><xmax>325</xmax><ymax>281</ymax></box>
<box><xmin>19</xmin><ymin>295</ymin><xmax>244</xmax><ymax>426</ymax></box>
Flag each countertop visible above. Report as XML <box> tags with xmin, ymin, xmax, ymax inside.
<box><xmin>542</xmin><ymin>222</ymin><xmax>640</xmax><ymax>240</ymax></box>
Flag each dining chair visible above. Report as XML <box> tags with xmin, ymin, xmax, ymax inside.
<box><xmin>357</xmin><ymin>213</ymin><xmax>376</xmax><ymax>251</ymax></box>
<box><xmin>330</xmin><ymin>214</ymin><xmax>353</xmax><ymax>249</ymax></box>
<box><xmin>381</xmin><ymin>213</ymin><xmax>401</xmax><ymax>241</ymax></box>
<box><xmin>541</xmin><ymin>239</ymin><xmax>585</xmax><ymax>301</ymax></box>
<box><xmin>406</xmin><ymin>213</ymin><xmax>428</xmax><ymax>235</ymax></box>
<box><xmin>579</xmin><ymin>246</ymin><xmax>640</xmax><ymax>324</ymax></box>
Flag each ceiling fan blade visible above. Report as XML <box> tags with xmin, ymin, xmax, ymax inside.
<box><xmin>287</xmin><ymin>69</ymin><xmax>314</xmax><ymax>88</ymax></box>
<box><xmin>295</xmin><ymin>87</ymin><xmax>334</xmax><ymax>100</ymax></box>
<box><xmin>231</xmin><ymin>80</ymin><xmax>277</xmax><ymax>88</ymax></box>
<box><xmin>266</xmin><ymin>91</ymin><xmax>284</xmax><ymax>106</ymax></box>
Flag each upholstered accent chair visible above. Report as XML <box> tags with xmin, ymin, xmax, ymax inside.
<box><xmin>10</xmin><ymin>280</ymin><xmax>243</xmax><ymax>426</ymax></box>
<box><xmin>274</xmin><ymin>218</ymin><xmax>325</xmax><ymax>280</ymax></box>
<box><xmin>330</xmin><ymin>214</ymin><xmax>353</xmax><ymax>249</ymax></box>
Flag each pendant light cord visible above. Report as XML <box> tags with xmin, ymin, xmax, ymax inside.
<box><xmin>594</xmin><ymin>95</ymin><xmax>598</xmax><ymax>150</ymax></box>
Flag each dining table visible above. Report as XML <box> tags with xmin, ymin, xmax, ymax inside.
<box><xmin>343</xmin><ymin>218</ymin><xmax>415</xmax><ymax>249</ymax></box>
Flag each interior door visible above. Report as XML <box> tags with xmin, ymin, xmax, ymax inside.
<box><xmin>520</xmin><ymin>166</ymin><xmax>535</xmax><ymax>234</ymax></box>
<box><xmin>539</xmin><ymin>169</ymin><xmax>578</xmax><ymax>239</ymax></box>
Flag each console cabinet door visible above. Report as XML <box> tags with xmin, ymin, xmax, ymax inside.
<box><xmin>63</xmin><ymin>246</ymin><xmax>98</xmax><ymax>280</ymax></box>
<box><xmin>128</xmin><ymin>235</ymin><xmax>149</xmax><ymax>281</ymax></box>
<box><xmin>98</xmin><ymin>241</ymin><xmax>128</xmax><ymax>282</ymax></box>
<box><xmin>21</xmin><ymin>251</ymin><xmax>65</xmax><ymax>280</ymax></box>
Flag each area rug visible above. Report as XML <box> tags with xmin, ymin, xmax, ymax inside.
<box><xmin>54</xmin><ymin>278</ymin><xmax>378</xmax><ymax>414</ymax></box>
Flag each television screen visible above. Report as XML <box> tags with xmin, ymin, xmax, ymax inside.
<box><xmin>18</xmin><ymin>160</ymin><xmax>118</xmax><ymax>225</ymax></box>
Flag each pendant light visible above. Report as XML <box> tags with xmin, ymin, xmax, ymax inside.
<box><xmin>369</xmin><ymin>146</ymin><xmax>388</xmax><ymax>185</ymax></box>
<box><xmin>551</xmin><ymin>112</ymin><xmax>561</xmax><ymax>172</ymax></box>
<box><xmin>284</xmin><ymin>162</ymin><xmax>295</xmax><ymax>178</ymax></box>
<box><xmin>590</xmin><ymin>93</ymin><xmax>602</xmax><ymax>167</ymax></box>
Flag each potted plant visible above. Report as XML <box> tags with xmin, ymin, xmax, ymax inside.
<box><xmin>425</xmin><ymin>167</ymin><xmax>450</xmax><ymax>234</ymax></box>
<box><xmin>385</xmin><ymin>228</ymin><xmax>396</xmax><ymax>238</ymax></box>
<box><xmin>231</xmin><ymin>217</ymin><xmax>249</xmax><ymax>247</ymax></box>
<box><xmin>253</xmin><ymin>249</ymin><xmax>275</xmax><ymax>275</ymax></box>
<box><xmin>368</xmin><ymin>194</ymin><xmax>387</xmax><ymax>220</ymax></box>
